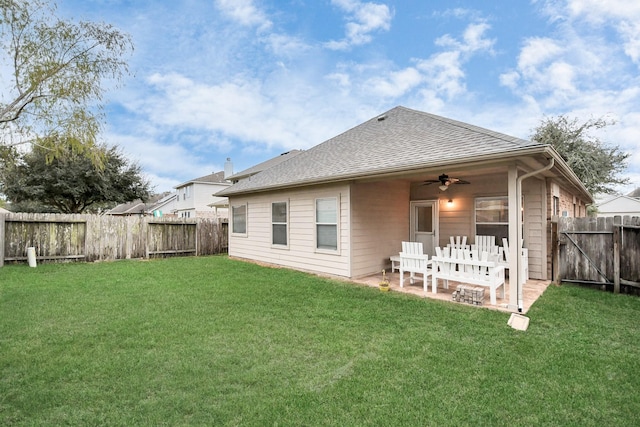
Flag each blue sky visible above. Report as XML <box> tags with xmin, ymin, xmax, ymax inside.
<box><xmin>57</xmin><ymin>0</ymin><xmax>640</xmax><ymax>195</ymax></box>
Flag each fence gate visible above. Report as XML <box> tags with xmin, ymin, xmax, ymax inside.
<box><xmin>557</xmin><ymin>215</ymin><xmax>640</xmax><ymax>293</ymax></box>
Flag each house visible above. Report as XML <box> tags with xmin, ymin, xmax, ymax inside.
<box><xmin>595</xmin><ymin>194</ymin><xmax>640</xmax><ymax>217</ymax></box>
<box><xmin>217</xmin><ymin>106</ymin><xmax>593</xmax><ymax>311</ymax></box>
<box><xmin>147</xmin><ymin>192</ymin><xmax>178</xmax><ymax>217</ymax></box>
<box><xmin>106</xmin><ymin>192</ymin><xmax>178</xmax><ymax>217</ymax></box>
<box><xmin>106</xmin><ymin>200</ymin><xmax>148</xmax><ymax>216</ymax></box>
<box><xmin>174</xmin><ymin>171</ymin><xmax>231</xmax><ymax>219</ymax></box>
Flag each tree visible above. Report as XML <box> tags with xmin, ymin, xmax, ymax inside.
<box><xmin>1</xmin><ymin>140</ymin><xmax>152</xmax><ymax>213</ymax></box>
<box><xmin>0</xmin><ymin>0</ymin><xmax>132</xmax><ymax>159</ymax></box>
<box><xmin>530</xmin><ymin>115</ymin><xmax>630</xmax><ymax>195</ymax></box>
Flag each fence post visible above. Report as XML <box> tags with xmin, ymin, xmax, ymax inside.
<box><xmin>196</xmin><ymin>219</ymin><xmax>200</xmax><ymax>256</ymax></box>
<box><xmin>613</xmin><ymin>216</ymin><xmax>621</xmax><ymax>294</ymax></box>
<box><xmin>553</xmin><ymin>218</ymin><xmax>563</xmax><ymax>284</ymax></box>
<box><xmin>0</xmin><ymin>213</ymin><xmax>5</xmax><ymax>268</ymax></box>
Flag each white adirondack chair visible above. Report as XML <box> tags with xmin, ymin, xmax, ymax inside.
<box><xmin>501</xmin><ymin>238</ymin><xmax>529</xmax><ymax>280</ymax></box>
<box><xmin>399</xmin><ymin>241</ymin><xmax>432</xmax><ymax>292</ymax></box>
<box><xmin>448</xmin><ymin>235</ymin><xmax>468</xmax><ymax>251</ymax></box>
<box><xmin>472</xmin><ymin>235</ymin><xmax>500</xmax><ymax>262</ymax></box>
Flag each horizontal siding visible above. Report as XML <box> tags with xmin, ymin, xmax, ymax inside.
<box><xmin>412</xmin><ymin>170</ymin><xmax>548</xmax><ymax>280</ymax></box>
<box><xmin>523</xmin><ymin>178</ymin><xmax>545</xmax><ymax>279</ymax></box>
<box><xmin>438</xmin><ymin>197</ymin><xmax>474</xmax><ymax>247</ymax></box>
<box><xmin>350</xmin><ymin>180</ymin><xmax>410</xmax><ymax>278</ymax></box>
<box><xmin>228</xmin><ymin>184</ymin><xmax>351</xmax><ymax>277</ymax></box>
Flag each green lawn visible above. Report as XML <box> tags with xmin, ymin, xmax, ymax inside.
<box><xmin>1</xmin><ymin>256</ymin><xmax>639</xmax><ymax>426</ymax></box>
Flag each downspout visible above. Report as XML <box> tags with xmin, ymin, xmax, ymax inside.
<box><xmin>516</xmin><ymin>157</ymin><xmax>555</xmax><ymax>312</ymax></box>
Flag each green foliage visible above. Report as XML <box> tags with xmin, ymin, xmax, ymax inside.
<box><xmin>0</xmin><ymin>0</ymin><xmax>132</xmax><ymax>155</ymax></box>
<box><xmin>1</xmin><ymin>257</ymin><xmax>639</xmax><ymax>425</ymax></box>
<box><xmin>1</xmin><ymin>140</ymin><xmax>151</xmax><ymax>213</ymax></box>
<box><xmin>531</xmin><ymin>115</ymin><xmax>630</xmax><ymax>195</ymax></box>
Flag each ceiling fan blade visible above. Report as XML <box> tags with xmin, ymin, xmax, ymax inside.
<box><xmin>423</xmin><ymin>174</ymin><xmax>470</xmax><ymax>186</ymax></box>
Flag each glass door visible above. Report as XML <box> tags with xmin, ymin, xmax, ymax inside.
<box><xmin>410</xmin><ymin>201</ymin><xmax>438</xmax><ymax>256</ymax></box>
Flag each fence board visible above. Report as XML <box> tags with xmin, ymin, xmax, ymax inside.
<box><xmin>2</xmin><ymin>213</ymin><xmax>228</xmax><ymax>265</ymax></box>
<box><xmin>558</xmin><ymin>215</ymin><xmax>640</xmax><ymax>293</ymax></box>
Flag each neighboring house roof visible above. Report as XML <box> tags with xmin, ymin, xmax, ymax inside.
<box><xmin>147</xmin><ymin>193</ymin><xmax>177</xmax><ymax>214</ymax></box>
<box><xmin>208</xmin><ymin>199</ymin><xmax>229</xmax><ymax>208</ymax></box>
<box><xmin>175</xmin><ymin>171</ymin><xmax>229</xmax><ymax>189</ymax></box>
<box><xmin>596</xmin><ymin>194</ymin><xmax>640</xmax><ymax>216</ymax></box>
<box><xmin>218</xmin><ymin>106</ymin><xmax>587</xmax><ymax>198</ymax></box>
<box><xmin>107</xmin><ymin>192</ymin><xmax>176</xmax><ymax>216</ymax></box>
<box><xmin>0</xmin><ymin>207</ymin><xmax>10</xmax><ymax>213</ymax></box>
<box><xmin>627</xmin><ymin>187</ymin><xmax>640</xmax><ymax>198</ymax></box>
<box><xmin>226</xmin><ymin>150</ymin><xmax>303</xmax><ymax>181</ymax></box>
<box><xmin>107</xmin><ymin>200</ymin><xmax>148</xmax><ymax>215</ymax></box>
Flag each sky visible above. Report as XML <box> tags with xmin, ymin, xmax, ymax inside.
<box><xmin>56</xmin><ymin>0</ymin><xmax>640</xmax><ymax>196</ymax></box>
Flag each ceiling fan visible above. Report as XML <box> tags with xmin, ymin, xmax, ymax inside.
<box><xmin>423</xmin><ymin>174</ymin><xmax>471</xmax><ymax>191</ymax></box>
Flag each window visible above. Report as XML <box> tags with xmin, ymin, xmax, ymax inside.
<box><xmin>552</xmin><ymin>196</ymin><xmax>560</xmax><ymax>216</ymax></box>
<box><xmin>232</xmin><ymin>204</ymin><xmax>247</xmax><ymax>234</ymax></box>
<box><xmin>316</xmin><ymin>198</ymin><xmax>338</xmax><ymax>251</ymax></box>
<box><xmin>475</xmin><ymin>196</ymin><xmax>509</xmax><ymax>244</ymax></box>
<box><xmin>415</xmin><ymin>205</ymin><xmax>433</xmax><ymax>233</ymax></box>
<box><xmin>272</xmin><ymin>202</ymin><xmax>288</xmax><ymax>246</ymax></box>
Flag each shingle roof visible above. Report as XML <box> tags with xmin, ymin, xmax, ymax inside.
<box><xmin>175</xmin><ymin>171</ymin><xmax>229</xmax><ymax>188</ymax></box>
<box><xmin>218</xmin><ymin>106</ymin><xmax>543</xmax><ymax>196</ymax></box>
<box><xmin>627</xmin><ymin>187</ymin><xmax>640</xmax><ymax>198</ymax></box>
<box><xmin>227</xmin><ymin>150</ymin><xmax>303</xmax><ymax>181</ymax></box>
<box><xmin>107</xmin><ymin>201</ymin><xmax>148</xmax><ymax>215</ymax></box>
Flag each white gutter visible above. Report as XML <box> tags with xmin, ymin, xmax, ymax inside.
<box><xmin>516</xmin><ymin>157</ymin><xmax>554</xmax><ymax>312</ymax></box>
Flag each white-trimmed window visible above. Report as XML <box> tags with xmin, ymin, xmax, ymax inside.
<box><xmin>316</xmin><ymin>197</ymin><xmax>338</xmax><ymax>251</ymax></box>
<box><xmin>475</xmin><ymin>196</ymin><xmax>508</xmax><ymax>243</ymax></box>
<box><xmin>232</xmin><ymin>204</ymin><xmax>247</xmax><ymax>234</ymax></box>
<box><xmin>272</xmin><ymin>201</ymin><xmax>288</xmax><ymax>246</ymax></box>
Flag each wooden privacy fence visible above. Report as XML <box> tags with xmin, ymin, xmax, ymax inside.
<box><xmin>0</xmin><ymin>213</ymin><xmax>228</xmax><ymax>266</ymax></box>
<box><xmin>556</xmin><ymin>215</ymin><xmax>640</xmax><ymax>293</ymax></box>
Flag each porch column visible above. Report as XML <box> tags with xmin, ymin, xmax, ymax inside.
<box><xmin>507</xmin><ymin>165</ymin><xmax>519</xmax><ymax>310</ymax></box>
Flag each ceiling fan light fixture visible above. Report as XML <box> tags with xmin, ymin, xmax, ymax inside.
<box><xmin>439</xmin><ymin>184</ymin><xmax>449</xmax><ymax>191</ymax></box>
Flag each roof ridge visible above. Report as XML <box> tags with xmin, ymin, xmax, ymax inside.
<box><xmin>395</xmin><ymin>106</ymin><xmax>535</xmax><ymax>146</ymax></box>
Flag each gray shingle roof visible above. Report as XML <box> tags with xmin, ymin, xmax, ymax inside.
<box><xmin>218</xmin><ymin>106</ymin><xmax>542</xmax><ymax>196</ymax></box>
<box><xmin>175</xmin><ymin>171</ymin><xmax>228</xmax><ymax>188</ymax></box>
<box><xmin>227</xmin><ymin>150</ymin><xmax>303</xmax><ymax>181</ymax></box>
<box><xmin>107</xmin><ymin>201</ymin><xmax>148</xmax><ymax>215</ymax></box>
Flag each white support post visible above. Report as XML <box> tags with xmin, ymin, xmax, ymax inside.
<box><xmin>507</xmin><ymin>165</ymin><xmax>519</xmax><ymax>310</ymax></box>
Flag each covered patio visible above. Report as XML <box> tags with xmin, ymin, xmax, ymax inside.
<box><xmin>354</xmin><ymin>272</ymin><xmax>551</xmax><ymax>314</ymax></box>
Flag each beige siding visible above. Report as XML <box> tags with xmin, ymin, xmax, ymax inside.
<box><xmin>228</xmin><ymin>183</ymin><xmax>351</xmax><ymax>277</ymax></box>
<box><xmin>413</xmin><ymin>173</ymin><xmax>507</xmax><ymax>247</ymax></box>
<box><xmin>350</xmin><ymin>180</ymin><xmax>410</xmax><ymax>278</ymax></box>
<box><xmin>412</xmin><ymin>170</ymin><xmax>549</xmax><ymax>280</ymax></box>
<box><xmin>523</xmin><ymin>178</ymin><xmax>546</xmax><ymax>280</ymax></box>
<box><xmin>437</xmin><ymin>197</ymin><xmax>474</xmax><ymax>247</ymax></box>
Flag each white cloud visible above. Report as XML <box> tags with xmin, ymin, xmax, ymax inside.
<box><xmin>263</xmin><ymin>33</ymin><xmax>310</xmax><ymax>57</ymax></box>
<box><xmin>106</xmin><ymin>132</ymin><xmax>219</xmax><ymax>191</ymax></box>
<box><xmin>348</xmin><ymin>20</ymin><xmax>495</xmax><ymax>102</ymax></box>
<box><xmin>619</xmin><ymin>21</ymin><xmax>640</xmax><ymax>64</ymax></box>
<box><xmin>325</xmin><ymin>0</ymin><xmax>393</xmax><ymax>50</ymax></box>
<box><xmin>499</xmin><ymin>70</ymin><xmax>520</xmax><ymax>89</ymax></box>
<box><xmin>436</xmin><ymin>21</ymin><xmax>495</xmax><ymax>54</ymax></box>
<box><xmin>214</xmin><ymin>0</ymin><xmax>272</xmax><ymax>31</ymax></box>
<box><xmin>137</xmin><ymin>72</ymin><xmax>361</xmax><ymax>157</ymax></box>
<box><xmin>417</xmin><ymin>21</ymin><xmax>494</xmax><ymax>100</ymax></box>
<box><xmin>415</xmin><ymin>51</ymin><xmax>466</xmax><ymax>99</ymax></box>
<box><xmin>366</xmin><ymin>67</ymin><xmax>423</xmax><ymax>98</ymax></box>
<box><xmin>542</xmin><ymin>0</ymin><xmax>640</xmax><ymax>65</ymax></box>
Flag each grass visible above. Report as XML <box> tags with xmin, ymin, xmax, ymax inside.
<box><xmin>1</xmin><ymin>256</ymin><xmax>639</xmax><ymax>426</ymax></box>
